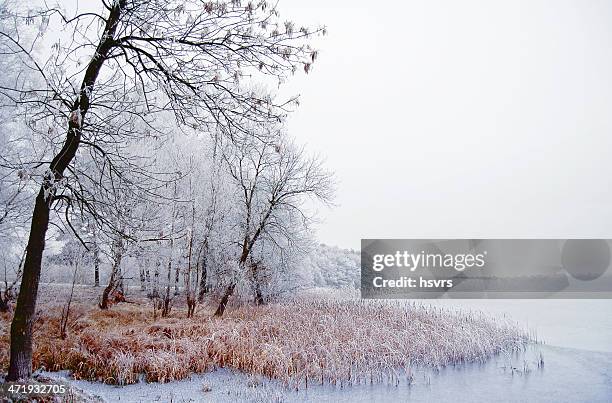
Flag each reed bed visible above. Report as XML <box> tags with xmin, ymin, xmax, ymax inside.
<box><xmin>0</xmin><ymin>295</ymin><xmax>527</xmax><ymax>389</ymax></box>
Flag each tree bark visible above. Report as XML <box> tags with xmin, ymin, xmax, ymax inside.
<box><xmin>162</xmin><ymin>259</ymin><xmax>172</xmax><ymax>317</ymax></box>
<box><xmin>164</xmin><ymin>183</ymin><xmax>177</xmax><ymax>314</ymax></box>
<box><xmin>213</xmin><ymin>241</ymin><xmax>249</xmax><ymax>317</ymax></box>
<box><xmin>6</xmin><ymin>1</ymin><xmax>125</xmax><ymax>379</ymax></box>
<box><xmin>213</xmin><ymin>282</ymin><xmax>235</xmax><ymax>317</ymax></box>
<box><xmin>93</xmin><ymin>246</ymin><xmax>100</xmax><ymax>287</ymax></box>
<box><xmin>145</xmin><ymin>263</ymin><xmax>151</xmax><ymax>292</ymax></box>
<box><xmin>197</xmin><ymin>243</ymin><xmax>208</xmax><ymax>302</ymax></box>
<box><xmin>99</xmin><ymin>282</ymin><xmax>113</xmax><ymax>310</ymax></box>
<box><xmin>140</xmin><ymin>264</ymin><xmax>146</xmax><ymax>291</ymax></box>
<box><xmin>213</xmin><ymin>199</ymin><xmax>273</xmax><ymax>317</ymax></box>
<box><xmin>100</xmin><ymin>236</ymin><xmax>123</xmax><ymax>310</ymax></box>
<box><xmin>254</xmin><ymin>282</ymin><xmax>264</xmax><ymax>306</ymax></box>
<box><xmin>7</xmin><ymin>188</ymin><xmax>50</xmax><ymax>380</ymax></box>
<box><xmin>197</xmin><ymin>257</ymin><xmax>207</xmax><ymax>302</ymax></box>
<box><xmin>174</xmin><ymin>263</ymin><xmax>180</xmax><ymax>295</ymax></box>
<box><xmin>0</xmin><ymin>292</ymin><xmax>9</xmax><ymax>313</ymax></box>
<box><xmin>250</xmin><ymin>261</ymin><xmax>264</xmax><ymax>305</ymax></box>
<box><xmin>151</xmin><ymin>256</ymin><xmax>160</xmax><ymax>298</ymax></box>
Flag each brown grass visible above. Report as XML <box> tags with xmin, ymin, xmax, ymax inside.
<box><xmin>0</xmin><ymin>294</ymin><xmax>527</xmax><ymax>389</ymax></box>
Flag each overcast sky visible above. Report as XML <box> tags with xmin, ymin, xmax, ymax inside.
<box><xmin>276</xmin><ymin>0</ymin><xmax>612</xmax><ymax>249</ymax></box>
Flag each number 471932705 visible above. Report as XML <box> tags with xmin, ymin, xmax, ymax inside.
<box><xmin>5</xmin><ymin>383</ymin><xmax>67</xmax><ymax>394</ymax></box>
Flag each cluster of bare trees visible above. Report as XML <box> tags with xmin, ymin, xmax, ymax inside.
<box><xmin>0</xmin><ymin>0</ymin><xmax>331</xmax><ymax>381</ymax></box>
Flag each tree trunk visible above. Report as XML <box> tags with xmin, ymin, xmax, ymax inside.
<box><xmin>145</xmin><ymin>263</ymin><xmax>151</xmax><ymax>292</ymax></box>
<box><xmin>7</xmin><ymin>189</ymin><xmax>50</xmax><ymax>381</ymax></box>
<box><xmin>0</xmin><ymin>292</ymin><xmax>9</xmax><ymax>313</ymax></box>
<box><xmin>151</xmin><ymin>257</ymin><xmax>160</xmax><ymax>298</ymax></box>
<box><xmin>99</xmin><ymin>237</ymin><xmax>123</xmax><ymax>310</ymax></box>
<box><xmin>254</xmin><ymin>282</ymin><xmax>264</xmax><ymax>306</ymax></box>
<box><xmin>162</xmin><ymin>259</ymin><xmax>172</xmax><ymax>317</ymax></box>
<box><xmin>140</xmin><ymin>264</ymin><xmax>146</xmax><ymax>291</ymax></box>
<box><xmin>165</xmin><ymin>182</ymin><xmax>177</xmax><ymax>310</ymax></box>
<box><xmin>99</xmin><ymin>275</ymin><xmax>113</xmax><ymax>310</ymax></box>
<box><xmin>186</xmin><ymin>295</ymin><xmax>196</xmax><ymax>318</ymax></box>
<box><xmin>99</xmin><ymin>281</ymin><xmax>113</xmax><ymax>310</ymax></box>
<box><xmin>93</xmin><ymin>246</ymin><xmax>100</xmax><ymax>287</ymax></box>
<box><xmin>197</xmin><ymin>254</ymin><xmax>207</xmax><ymax>302</ymax></box>
<box><xmin>250</xmin><ymin>261</ymin><xmax>265</xmax><ymax>305</ymax></box>
<box><xmin>213</xmin><ymin>282</ymin><xmax>235</xmax><ymax>317</ymax></box>
<box><xmin>174</xmin><ymin>263</ymin><xmax>180</xmax><ymax>295</ymax></box>
<box><xmin>6</xmin><ymin>0</ymin><xmax>125</xmax><ymax>380</ymax></box>
<box><xmin>116</xmin><ymin>266</ymin><xmax>125</xmax><ymax>294</ymax></box>
<box><xmin>214</xmin><ymin>242</ymin><xmax>249</xmax><ymax>317</ymax></box>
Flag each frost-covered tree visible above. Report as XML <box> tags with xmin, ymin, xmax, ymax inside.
<box><xmin>214</xmin><ymin>132</ymin><xmax>334</xmax><ymax>316</ymax></box>
<box><xmin>1</xmin><ymin>0</ymin><xmax>323</xmax><ymax>380</ymax></box>
<box><xmin>303</xmin><ymin>244</ymin><xmax>360</xmax><ymax>289</ymax></box>
<box><xmin>0</xmin><ymin>7</ymin><xmax>41</xmax><ymax>312</ymax></box>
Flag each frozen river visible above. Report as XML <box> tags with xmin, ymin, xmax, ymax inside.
<box><xmin>422</xmin><ymin>299</ymin><xmax>612</xmax><ymax>352</ymax></box>
<box><xmin>48</xmin><ymin>299</ymin><xmax>612</xmax><ymax>402</ymax></box>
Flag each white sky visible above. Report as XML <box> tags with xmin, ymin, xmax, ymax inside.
<box><xmin>278</xmin><ymin>0</ymin><xmax>612</xmax><ymax>249</ymax></box>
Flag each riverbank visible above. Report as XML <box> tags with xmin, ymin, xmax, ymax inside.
<box><xmin>0</xmin><ymin>288</ymin><xmax>525</xmax><ymax>390</ymax></box>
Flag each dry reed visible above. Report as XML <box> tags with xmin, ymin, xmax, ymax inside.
<box><xmin>0</xmin><ymin>295</ymin><xmax>527</xmax><ymax>389</ymax></box>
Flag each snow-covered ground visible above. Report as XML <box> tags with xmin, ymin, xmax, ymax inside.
<box><xmin>43</xmin><ymin>299</ymin><xmax>612</xmax><ymax>402</ymax></box>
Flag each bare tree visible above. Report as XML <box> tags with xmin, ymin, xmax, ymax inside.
<box><xmin>161</xmin><ymin>178</ymin><xmax>178</xmax><ymax>317</ymax></box>
<box><xmin>214</xmin><ymin>134</ymin><xmax>333</xmax><ymax>316</ymax></box>
<box><xmin>91</xmin><ymin>225</ymin><xmax>101</xmax><ymax>287</ymax></box>
<box><xmin>99</xmin><ymin>232</ymin><xmax>125</xmax><ymax>310</ymax></box>
<box><xmin>197</xmin><ymin>178</ymin><xmax>221</xmax><ymax>302</ymax></box>
<box><xmin>59</xmin><ymin>242</ymin><xmax>86</xmax><ymax>339</ymax></box>
<box><xmin>185</xmin><ymin>202</ymin><xmax>197</xmax><ymax>318</ymax></box>
<box><xmin>0</xmin><ymin>9</ymin><xmax>36</xmax><ymax>312</ymax></box>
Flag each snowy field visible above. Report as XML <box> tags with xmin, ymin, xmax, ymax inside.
<box><xmin>41</xmin><ymin>298</ymin><xmax>612</xmax><ymax>403</ymax></box>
